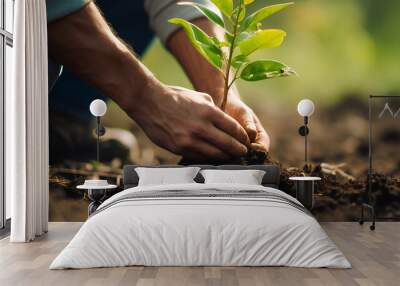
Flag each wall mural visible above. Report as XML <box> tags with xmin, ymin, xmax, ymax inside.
<box><xmin>48</xmin><ymin>0</ymin><xmax>400</xmax><ymax>222</ymax></box>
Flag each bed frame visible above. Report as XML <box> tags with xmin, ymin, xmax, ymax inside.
<box><xmin>87</xmin><ymin>165</ymin><xmax>280</xmax><ymax>215</ymax></box>
<box><xmin>123</xmin><ymin>164</ymin><xmax>281</xmax><ymax>189</ymax></box>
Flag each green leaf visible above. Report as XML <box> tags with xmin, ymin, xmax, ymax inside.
<box><xmin>211</xmin><ymin>36</ymin><xmax>229</xmax><ymax>48</ymax></box>
<box><xmin>245</xmin><ymin>22</ymin><xmax>262</xmax><ymax>33</ymax></box>
<box><xmin>239</xmin><ymin>29</ymin><xmax>286</xmax><ymax>56</ymax></box>
<box><xmin>169</xmin><ymin>18</ymin><xmax>223</xmax><ymax>69</ymax></box>
<box><xmin>240</xmin><ymin>60</ymin><xmax>296</xmax><ymax>81</ymax></box>
<box><xmin>178</xmin><ymin>2</ymin><xmax>225</xmax><ymax>29</ymax></box>
<box><xmin>210</xmin><ymin>0</ymin><xmax>233</xmax><ymax>17</ymax></box>
<box><xmin>235</xmin><ymin>31</ymin><xmax>253</xmax><ymax>45</ymax></box>
<box><xmin>224</xmin><ymin>32</ymin><xmax>234</xmax><ymax>45</ymax></box>
<box><xmin>240</xmin><ymin>3</ymin><xmax>294</xmax><ymax>32</ymax></box>
<box><xmin>238</xmin><ymin>2</ymin><xmax>246</xmax><ymax>22</ymax></box>
<box><xmin>244</xmin><ymin>0</ymin><xmax>254</xmax><ymax>4</ymax></box>
<box><xmin>231</xmin><ymin>54</ymin><xmax>248</xmax><ymax>69</ymax></box>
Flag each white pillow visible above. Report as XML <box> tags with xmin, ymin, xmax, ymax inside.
<box><xmin>200</xmin><ymin>169</ymin><xmax>266</xmax><ymax>185</ymax></box>
<box><xmin>135</xmin><ymin>167</ymin><xmax>200</xmax><ymax>186</ymax></box>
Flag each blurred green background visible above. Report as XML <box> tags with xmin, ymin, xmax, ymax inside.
<box><xmin>142</xmin><ymin>0</ymin><xmax>400</xmax><ymax>106</ymax></box>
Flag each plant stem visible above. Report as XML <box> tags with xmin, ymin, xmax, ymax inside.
<box><xmin>228</xmin><ymin>67</ymin><xmax>241</xmax><ymax>90</ymax></box>
<box><xmin>221</xmin><ymin>5</ymin><xmax>242</xmax><ymax>111</ymax></box>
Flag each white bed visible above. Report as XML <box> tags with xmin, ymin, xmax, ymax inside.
<box><xmin>50</xmin><ymin>182</ymin><xmax>351</xmax><ymax>269</ymax></box>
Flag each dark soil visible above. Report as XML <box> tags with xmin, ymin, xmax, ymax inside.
<box><xmin>180</xmin><ymin>148</ymin><xmax>268</xmax><ymax>165</ymax></box>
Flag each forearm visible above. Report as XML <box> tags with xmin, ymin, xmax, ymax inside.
<box><xmin>47</xmin><ymin>2</ymin><xmax>157</xmax><ymax>112</ymax></box>
<box><xmin>47</xmin><ymin>2</ymin><xmax>251</xmax><ymax>159</ymax></box>
<box><xmin>167</xmin><ymin>17</ymin><xmax>234</xmax><ymax>107</ymax></box>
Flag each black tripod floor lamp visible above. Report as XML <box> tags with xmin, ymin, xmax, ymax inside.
<box><xmin>359</xmin><ymin>95</ymin><xmax>400</xmax><ymax>231</ymax></box>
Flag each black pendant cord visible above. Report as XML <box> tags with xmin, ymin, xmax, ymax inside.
<box><xmin>304</xmin><ymin>116</ymin><xmax>308</xmax><ymax>168</ymax></box>
<box><xmin>305</xmin><ymin>127</ymin><xmax>308</xmax><ymax>166</ymax></box>
<box><xmin>96</xmin><ymin>116</ymin><xmax>100</xmax><ymax>163</ymax></box>
<box><xmin>368</xmin><ymin>96</ymin><xmax>372</xmax><ymax>203</ymax></box>
<box><xmin>298</xmin><ymin>116</ymin><xmax>310</xmax><ymax>172</ymax></box>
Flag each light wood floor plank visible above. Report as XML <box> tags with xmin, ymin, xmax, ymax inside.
<box><xmin>0</xmin><ymin>222</ymin><xmax>399</xmax><ymax>286</ymax></box>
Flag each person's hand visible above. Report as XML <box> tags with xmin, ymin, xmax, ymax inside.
<box><xmin>166</xmin><ymin>18</ymin><xmax>269</xmax><ymax>154</ymax></box>
<box><xmin>125</xmin><ymin>82</ymin><xmax>250</xmax><ymax>161</ymax></box>
<box><xmin>225</xmin><ymin>96</ymin><xmax>270</xmax><ymax>153</ymax></box>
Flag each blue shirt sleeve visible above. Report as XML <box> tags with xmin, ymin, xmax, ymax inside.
<box><xmin>46</xmin><ymin>0</ymin><xmax>91</xmax><ymax>22</ymax></box>
<box><xmin>144</xmin><ymin>0</ymin><xmax>219</xmax><ymax>44</ymax></box>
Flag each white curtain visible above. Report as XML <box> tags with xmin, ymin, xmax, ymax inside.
<box><xmin>7</xmin><ymin>0</ymin><xmax>49</xmax><ymax>242</ymax></box>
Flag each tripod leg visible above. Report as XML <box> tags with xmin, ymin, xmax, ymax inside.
<box><xmin>370</xmin><ymin>206</ymin><xmax>375</xmax><ymax>231</ymax></box>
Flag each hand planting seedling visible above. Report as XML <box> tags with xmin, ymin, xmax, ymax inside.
<box><xmin>169</xmin><ymin>0</ymin><xmax>296</xmax><ymax>164</ymax></box>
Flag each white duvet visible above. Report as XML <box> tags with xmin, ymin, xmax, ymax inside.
<box><xmin>50</xmin><ymin>183</ymin><xmax>351</xmax><ymax>269</ymax></box>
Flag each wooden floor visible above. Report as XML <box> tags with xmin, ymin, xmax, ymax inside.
<box><xmin>0</xmin><ymin>222</ymin><xmax>399</xmax><ymax>286</ymax></box>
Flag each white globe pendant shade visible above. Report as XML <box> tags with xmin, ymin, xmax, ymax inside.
<box><xmin>297</xmin><ymin>99</ymin><xmax>315</xmax><ymax>117</ymax></box>
<box><xmin>90</xmin><ymin>99</ymin><xmax>107</xmax><ymax>117</ymax></box>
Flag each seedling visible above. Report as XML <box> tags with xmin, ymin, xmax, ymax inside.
<box><xmin>169</xmin><ymin>0</ymin><xmax>296</xmax><ymax>111</ymax></box>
